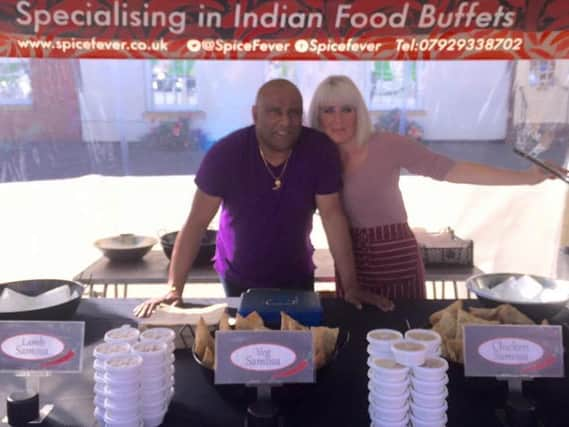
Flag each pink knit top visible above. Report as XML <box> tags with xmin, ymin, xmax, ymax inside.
<box><xmin>341</xmin><ymin>132</ymin><xmax>456</xmax><ymax>228</ymax></box>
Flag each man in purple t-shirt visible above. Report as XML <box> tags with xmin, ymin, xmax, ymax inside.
<box><xmin>134</xmin><ymin>79</ymin><xmax>393</xmax><ymax>317</ymax></box>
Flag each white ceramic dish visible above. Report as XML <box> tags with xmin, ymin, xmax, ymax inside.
<box><xmin>367</xmin><ymin>344</ymin><xmax>394</xmax><ymax>359</ymax></box>
<box><xmin>404</xmin><ymin>329</ymin><xmax>442</xmax><ymax>354</ymax></box>
<box><xmin>370</xmin><ymin>415</ymin><xmax>409</xmax><ymax>427</ymax></box>
<box><xmin>140</xmin><ymin>327</ymin><xmax>176</xmax><ymax>343</ymax></box>
<box><xmin>410</xmin><ymin>387</ymin><xmax>448</xmax><ymax>408</ymax></box>
<box><xmin>104</xmin><ymin>325</ymin><xmax>140</xmax><ymax>345</ymax></box>
<box><xmin>367</xmin><ymin>329</ymin><xmax>403</xmax><ymax>353</ymax></box>
<box><xmin>93</xmin><ymin>342</ymin><xmax>131</xmax><ymax>361</ymax></box>
<box><xmin>368</xmin><ymin>358</ymin><xmax>410</xmax><ymax>382</ymax></box>
<box><xmin>368</xmin><ymin>390</ymin><xmax>409</xmax><ymax>410</ymax></box>
<box><xmin>409</xmin><ymin>412</ymin><xmax>447</xmax><ymax>427</ymax></box>
<box><xmin>142</xmin><ymin>409</ymin><xmax>167</xmax><ymax>427</ymax></box>
<box><xmin>410</xmin><ymin>401</ymin><xmax>448</xmax><ymax>421</ymax></box>
<box><xmin>368</xmin><ymin>378</ymin><xmax>410</xmax><ymax>396</ymax></box>
<box><xmin>103</xmin><ymin>412</ymin><xmax>142</xmax><ymax>427</ymax></box>
<box><xmin>104</xmin><ymin>355</ymin><xmax>143</xmax><ymax>377</ymax></box>
<box><xmin>369</xmin><ymin>402</ymin><xmax>409</xmax><ymax>422</ymax></box>
<box><xmin>390</xmin><ymin>339</ymin><xmax>427</xmax><ymax>367</ymax></box>
<box><xmin>412</xmin><ymin>357</ymin><xmax>448</xmax><ymax>381</ymax></box>
<box><xmin>410</xmin><ymin>375</ymin><xmax>449</xmax><ymax>395</ymax></box>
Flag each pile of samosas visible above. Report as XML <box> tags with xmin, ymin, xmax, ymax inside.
<box><xmin>429</xmin><ymin>300</ymin><xmax>546</xmax><ymax>364</ymax></box>
<box><xmin>194</xmin><ymin>311</ymin><xmax>339</xmax><ymax>369</ymax></box>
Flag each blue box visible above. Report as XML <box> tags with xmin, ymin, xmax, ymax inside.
<box><xmin>237</xmin><ymin>289</ymin><xmax>322</xmax><ymax>328</ymax></box>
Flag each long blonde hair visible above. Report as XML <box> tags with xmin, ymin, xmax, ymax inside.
<box><xmin>308</xmin><ymin>75</ymin><xmax>372</xmax><ymax>146</ymax></box>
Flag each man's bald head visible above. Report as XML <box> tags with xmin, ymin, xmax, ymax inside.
<box><xmin>252</xmin><ymin>79</ymin><xmax>303</xmax><ymax>155</ymax></box>
<box><xmin>255</xmin><ymin>79</ymin><xmax>302</xmax><ymax>106</ymax></box>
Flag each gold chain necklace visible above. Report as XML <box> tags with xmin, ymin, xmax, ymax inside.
<box><xmin>258</xmin><ymin>145</ymin><xmax>291</xmax><ymax>190</ymax></box>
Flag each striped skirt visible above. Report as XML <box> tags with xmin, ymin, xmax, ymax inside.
<box><xmin>337</xmin><ymin>223</ymin><xmax>426</xmax><ymax>299</ymax></box>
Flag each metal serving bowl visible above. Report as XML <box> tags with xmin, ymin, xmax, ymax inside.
<box><xmin>94</xmin><ymin>234</ymin><xmax>158</xmax><ymax>262</ymax></box>
<box><xmin>160</xmin><ymin>229</ymin><xmax>217</xmax><ymax>265</ymax></box>
<box><xmin>0</xmin><ymin>279</ymin><xmax>85</xmax><ymax>320</ymax></box>
<box><xmin>466</xmin><ymin>272</ymin><xmax>569</xmax><ymax>322</ymax></box>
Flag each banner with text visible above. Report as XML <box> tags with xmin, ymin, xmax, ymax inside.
<box><xmin>0</xmin><ymin>0</ymin><xmax>568</xmax><ymax>60</ymax></box>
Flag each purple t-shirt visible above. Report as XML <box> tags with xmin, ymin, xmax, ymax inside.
<box><xmin>195</xmin><ymin>125</ymin><xmax>341</xmax><ymax>288</ymax></box>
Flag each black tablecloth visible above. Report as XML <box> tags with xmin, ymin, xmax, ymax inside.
<box><xmin>1</xmin><ymin>298</ymin><xmax>568</xmax><ymax>427</ymax></box>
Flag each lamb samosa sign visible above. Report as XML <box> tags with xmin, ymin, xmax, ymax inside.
<box><xmin>1</xmin><ymin>0</ymin><xmax>568</xmax><ymax>60</ymax></box>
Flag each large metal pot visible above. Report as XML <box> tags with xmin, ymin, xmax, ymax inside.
<box><xmin>160</xmin><ymin>229</ymin><xmax>217</xmax><ymax>266</ymax></box>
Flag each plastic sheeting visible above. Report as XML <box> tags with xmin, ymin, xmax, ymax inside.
<box><xmin>0</xmin><ymin>59</ymin><xmax>567</xmax><ymax>285</ymax></box>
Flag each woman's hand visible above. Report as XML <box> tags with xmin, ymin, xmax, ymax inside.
<box><xmin>133</xmin><ymin>289</ymin><xmax>182</xmax><ymax>318</ymax></box>
<box><xmin>344</xmin><ymin>287</ymin><xmax>395</xmax><ymax>312</ymax></box>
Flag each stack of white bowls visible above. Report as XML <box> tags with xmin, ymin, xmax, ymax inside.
<box><xmin>102</xmin><ymin>354</ymin><xmax>144</xmax><ymax>427</ymax></box>
<box><xmin>139</xmin><ymin>328</ymin><xmax>176</xmax><ymax>401</ymax></box>
<box><xmin>139</xmin><ymin>328</ymin><xmax>176</xmax><ymax>358</ymax></box>
<box><xmin>366</xmin><ymin>328</ymin><xmax>448</xmax><ymax>427</ymax></box>
<box><xmin>131</xmin><ymin>341</ymin><xmax>173</xmax><ymax>427</ymax></box>
<box><xmin>92</xmin><ymin>325</ymin><xmax>177</xmax><ymax>427</ymax></box>
<box><xmin>367</xmin><ymin>329</ymin><xmax>403</xmax><ymax>362</ymax></box>
<box><xmin>368</xmin><ymin>357</ymin><xmax>411</xmax><ymax>427</ymax></box>
<box><xmin>366</xmin><ymin>329</ymin><xmax>408</xmax><ymax>427</ymax></box>
<box><xmin>409</xmin><ymin>357</ymin><xmax>449</xmax><ymax>427</ymax></box>
<box><xmin>93</xmin><ymin>342</ymin><xmax>131</xmax><ymax>426</ymax></box>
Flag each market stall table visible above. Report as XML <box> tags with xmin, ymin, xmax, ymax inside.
<box><xmin>74</xmin><ymin>249</ymin><xmax>482</xmax><ymax>299</ymax></box>
<box><xmin>1</xmin><ymin>297</ymin><xmax>567</xmax><ymax>427</ymax></box>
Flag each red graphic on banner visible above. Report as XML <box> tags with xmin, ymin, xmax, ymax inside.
<box><xmin>0</xmin><ymin>0</ymin><xmax>567</xmax><ymax>59</ymax></box>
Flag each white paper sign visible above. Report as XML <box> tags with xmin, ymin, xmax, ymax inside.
<box><xmin>0</xmin><ymin>321</ymin><xmax>85</xmax><ymax>373</ymax></box>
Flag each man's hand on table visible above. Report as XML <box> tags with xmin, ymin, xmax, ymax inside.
<box><xmin>344</xmin><ymin>287</ymin><xmax>395</xmax><ymax>312</ymax></box>
<box><xmin>133</xmin><ymin>290</ymin><xmax>182</xmax><ymax>318</ymax></box>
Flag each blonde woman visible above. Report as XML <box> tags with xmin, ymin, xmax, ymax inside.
<box><xmin>309</xmin><ymin>75</ymin><xmax>559</xmax><ymax>299</ymax></box>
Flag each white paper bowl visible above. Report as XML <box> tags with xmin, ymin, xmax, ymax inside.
<box><xmin>367</xmin><ymin>329</ymin><xmax>404</xmax><ymax>353</ymax></box>
<box><xmin>103</xmin><ymin>412</ymin><xmax>142</xmax><ymax>427</ymax></box>
<box><xmin>104</xmin><ymin>383</ymin><xmax>140</xmax><ymax>397</ymax></box>
<box><xmin>104</xmin><ymin>386</ymin><xmax>140</xmax><ymax>402</ymax></box>
<box><xmin>104</xmin><ymin>406</ymin><xmax>141</xmax><ymax>421</ymax></box>
<box><xmin>94</xmin><ymin>382</ymin><xmax>107</xmax><ymax>396</ymax></box>
<box><xmin>369</xmin><ymin>378</ymin><xmax>410</xmax><ymax>396</ymax></box>
<box><xmin>367</xmin><ymin>344</ymin><xmax>394</xmax><ymax>359</ymax></box>
<box><xmin>370</xmin><ymin>415</ymin><xmax>409</xmax><ymax>427</ymax></box>
<box><xmin>369</xmin><ymin>402</ymin><xmax>409</xmax><ymax>422</ymax></box>
<box><xmin>103</xmin><ymin>375</ymin><xmax>140</xmax><ymax>393</ymax></box>
<box><xmin>94</xmin><ymin>406</ymin><xmax>105</xmax><ymax>426</ymax></box>
<box><xmin>404</xmin><ymin>329</ymin><xmax>441</xmax><ymax>353</ymax></box>
<box><xmin>142</xmin><ymin>409</ymin><xmax>167</xmax><ymax>427</ymax></box>
<box><xmin>410</xmin><ymin>375</ymin><xmax>448</xmax><ymax>395</ymax></box>
<box><xmin>412</xmin><ymin>357</ymin><xmax>448</xmax><ymax>381</ymax></box>
<box><xmin>104</xmin><ymin>355</ymin><xmax>143</xmax><ymax>378</ymax></box>
<box><xmin>409</xmin><ymin>412</ymin><xmax>447</xmax><ymax>427</ymax></box>
<box><xmin>368</xmin><ymin>358</ymin><xmax>410</xmax><ymax>382</ymax></box>
<box><xmin>93</xmin><ymin>342</ymin><xmax>131</xmax><ymax>361</ymax></box>
<box><xmin>140</xmin><ymin>327</ymin><xmax>176</xmax><ymax>343</ymax></box>
<box><xmin>94</xmin><ymin>371</ymin><xmax>106</xmax><ymax>385</ymax></box>
<box><xmin>131</xmin><ymin>341</ymin><xmax>168</xmax><ymax>364</ymax></box>
<box><xmin>368</xmin><ymin>390</ymin><xmax>409</xmax><ymax>410</ymax></box>
<box><xmin>390</xmin><ymin>339</ymin><xmax>428</xmax><ymax>367</ymax></box>
<box><xmin>410</xmin><ymin>401</ymin><xmax>448</xmax><ymax>421</ymax></box>
<box><xmin>104</xmin><ymin>325</ymin><xmax>140</xmax><ymax>345</ymax></box>
<box><xmin>93</xmin><ymin>393</ymin><xmax>106</xmax><ymax>407</ymax></box>
<box><xmin>410</xmin><ymin>387</ymin><xmax>448</xmax><ymax>408</ymax></box>
<box><xmin>104</xmin><ymin>396</ymin><xmax>140</xmax><ymax>412</ymax></box>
